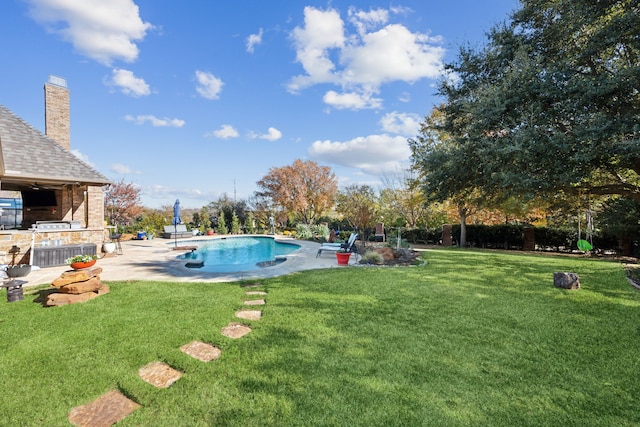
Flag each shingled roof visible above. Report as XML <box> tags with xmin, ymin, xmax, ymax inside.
<box><xmin>0</xmin><ymin>103</ymin><xmax>110</xmax><ymax>188</ymax></box>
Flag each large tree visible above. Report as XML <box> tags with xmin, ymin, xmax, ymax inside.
<box><xmin>433</xmin><ymin>0</ymin><xmax>640</xmax><ymax>202</ymax></box>
<box><xmin>409</xmin><ymin>106</ymin><xmax>488</xmax><ymax>247</ymax></box>
<box><xmin>255</xmin><ymin>159</ymin><xmax>337</xmax><ymax>224</ymax></box>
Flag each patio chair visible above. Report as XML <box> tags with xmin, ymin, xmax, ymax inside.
<box><xmin>317</xmin><ymin>233</ymin><xmax>358</xmax><ymax>257</ymax></box>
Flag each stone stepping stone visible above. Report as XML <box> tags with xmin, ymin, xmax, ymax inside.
<box><xmin>244</xmin><ymin>299</ymin><xmax>265</xmax><ymax>306</ymax></box>
<box><xmin>235</xmin><ymin>310</ymin><xmax>262</xmax><ymax>321</ymax></box>
<box><xmin>245</xmin><ymin>291</ymin><xmax>267</xmax><ymax>295</ymax></box>
<box><xmin>180</xmin><ymin>341</ymin><xmax>222</xmax><ymax>362</ymax></box>
<box><xmin>241</xmin><ymin>282</ymin><xmax>262</xmax><ymax>288</ymax></box>
<box><xmin>68</xmin><ymin>389</ymin><xmax>140</xmax><ymax>427</ymax></box>
<box><xmin>221</xmin><ymin>322</ymin><xmax>252</xmax><ymax>338</ymax></box>
<box><xmin>138</xmin><ymin>362</ymin><xmax>182</xmax><ymax>388</ymax></box>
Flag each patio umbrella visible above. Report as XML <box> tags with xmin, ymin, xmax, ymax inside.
<box><xmin>172</xmin><ymin>199</ymin><xmax>181</xmax><ymax>248</ymax></box>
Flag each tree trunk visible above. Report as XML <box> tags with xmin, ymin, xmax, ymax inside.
<box><xmin>458</xmin><ymin>206</ymin><xmax>467</xmax><ymax>248</ymax></box>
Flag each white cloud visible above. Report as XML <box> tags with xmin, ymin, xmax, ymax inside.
<box><xmin>26</xmin><ymin>0</ymin><xmax>152</xmax><ymax>65</ymax></box>
<box><xmin>309</xmin><ymin>134</ymin><xmax>411</xmax><ymax>175</ymax></box>
<box><xmin>348</xmin><ymin>7</ymin><xmax>389</xmax><ymax>35</ymax></box>
<box><xmin>195</xmin><ymin>70</ymin><xmax>223</xmax><ymax>100</ymax></box>
<box><xmin>250</xmin><ymin>127</ymin><xmax>282</xmax><ymax>141</ymax></box>
<box><xmin>288</xmin><ymin>6</ymin><xmax>445</xmax><ymax>110</ymax></box>
<box><xmin>108</xmin><ymin>68</ymin><xmax>150</xmax><ymax>96</ymax></box>
<box><xmin>124</xmin><ymin>114</ymin><xmax>185</xmax><ymax>127</ymax></box>
<box><xmin>379</xmin><ymin>111</ymin><xmax>421</xmax><ymax>136</ymax></box>
<box><xmin>110</xmin><ymin>163</ymin><xmax>141</xmax><ymax>174</ymax></box>
<box><xmin>246</xmin><ymin>28</ymin><xmax>263</xmax><ymax>53</ymax></box>
<box><xmin>71</xmin><ymin>149</ymin><xmax>95</xmax><ymax>167</ymax></box>
<box><xmin>208</xmin><ymin>124</ymin><xmax>239</xmax><ymax>139</ymax></box>
<box><xmin>287</xmin><ymin>7</ymin><xmax>345</xmax><ymax>92</ymax></box>
<box><xmin>323</xmin><ymin>90</ymin><xmax>382</xmax><ymax>110</ymax></box>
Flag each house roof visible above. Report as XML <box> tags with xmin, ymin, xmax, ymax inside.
<box><xmin>0</xmin><ymin>103</ymin><xmax>110</xmax><ymax>189</ymax></box>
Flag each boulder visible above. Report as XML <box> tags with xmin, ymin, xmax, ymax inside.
<box><xmin>554</xmin><ymin>272</ymin><xmax>580</xmax><ymax>290</ymax></box>
<box><xmin>46</xmin><ymin>285</ymin><xmax>110</xmax><ymax>307</ymax></box>
<box><xmin>52</xmin><ymin>267</ymin><xmax>103</xmax><ymax>287</ymax></box>
<box><xmin>58</xmin><ymin>277</ymin><xmax>103</xmax><ymax>294</ymax></box>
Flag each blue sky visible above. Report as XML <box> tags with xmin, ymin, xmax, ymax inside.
<box><xmin>0</xmin><ymin>0</ymin><xmax>519</xmax><ymax>209</ymax></box>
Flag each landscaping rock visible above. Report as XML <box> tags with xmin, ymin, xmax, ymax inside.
<box><xmin>57</xmin><ymin>277</ymin><xmax>103</xmax><ymax>294</ymax></box>
<box><xmin>235</xmin><ymin>310</ymin><xmax>262</xmax><ymax>320</ymax></box>
<box><xmin>244</xmin><ymin>299</ymin><xmax>265</xmax><ymax>306</ymax></box>
<box><xmin>180</xmin><ymin>341</ymin><xmax>222</xmax><ymax>362</ymax></box>
<box><xmin>46</xmin><ymin>286</ymin><xmax>110</xmax><ymax>306</ymax></box>
<box><xmin>52</xmin><ymin>267</ymin><xmax>103</xmax><ymax>287</ymax></box>
<box><xmin>554</xmin><ymin>272</ymin><xmax>580</xmax><ymax>290</ymax></box>
<box><xmin>221</xmin><ymin>322</ymin><xmax>252</xmax><ymax>338</ymax></box>
<box><xmin>68</xmin><ymin>389</ymin><xmax>140</xmax><ymax>427</ymax></box>
<box><xmin>138</xmin><ymin>361</ymin><xmax>182</xmax><ymax>388</ymax></box>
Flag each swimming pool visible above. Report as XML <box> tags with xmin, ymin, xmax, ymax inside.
<box><xmin>176</xmin><ymin>236</ymin><xmax>300</xmax><ymax>273</ymax></box>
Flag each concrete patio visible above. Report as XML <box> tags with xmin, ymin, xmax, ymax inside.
<box><xmin>19</xmin><ymin>236</ymin><xmax>348</xmax><ymax>287</ymax></box>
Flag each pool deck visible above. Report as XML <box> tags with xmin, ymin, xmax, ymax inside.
<box><xmin>18</xmin><ymin>235</ymin><xmax>352</xmax><ymax>287</ymax></box>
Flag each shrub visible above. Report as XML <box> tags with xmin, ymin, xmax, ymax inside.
<box><xmin>296</xmin><ymin>224</ymin><xmax>314</xmax><ymax>240</ymax></box>
<box><xmin>360</xmin><ymin>251</ymin><xmax>384</xmax><ymax>265</ymax></box>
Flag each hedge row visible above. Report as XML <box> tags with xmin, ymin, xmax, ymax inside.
<box><xmin>396</xmin><ymin>224</ymin><xmax>621</xmax><ymax>253</ymax></box>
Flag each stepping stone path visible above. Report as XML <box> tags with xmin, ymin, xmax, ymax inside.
<box><xmin>68</xmin><ymin>282</ymin><xmax>266</xmax><ymax>426</ymax></box>
<box><xmin>180</xmin><ymin>341</ymin><xmax>222</xmax><ymax>362</ymax></box>
<box><xmin>221</xmin><ymin>322</ymin><xmax>253</xmax><ymax>338</ymax></box>
<box><xmin>236</xmin><ymin>310</ymin><xmax>262</xmax><ymax>320</ymax></box>
<box><xmin>138</xmin><ymin>362</ymin><xmax>182</xmax><ymax>388</ymax></box>
<box><xmin>68</xmin><ymin>390</ymin><xmax>140</xmax><ymax>427</ymax></box>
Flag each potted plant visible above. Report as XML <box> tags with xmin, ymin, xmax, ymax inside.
<box><xmin>65</xmin><ymin>254</ymin><xmax>99</xmax><ymax>270</ymax></box>
<box><xmin>336</xmin><ymin>249</ymin><xmax>351</xmax><ymax>265</ymax></box>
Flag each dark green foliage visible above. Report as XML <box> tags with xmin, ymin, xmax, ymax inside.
<box><xmin>400</xmin><ymin>227</ymin><xmax>441</xmax><ymax>244</ymax></box>
<box><xmin>412</xmin><ymin>0</ymin><xmax>640</xmax><ymax>212</ymax></box>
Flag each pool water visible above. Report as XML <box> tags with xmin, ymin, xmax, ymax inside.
<box><xmin>176</xmin><ymin>236</ymin><xmax>300</xmax><ymax>273</ymax></box>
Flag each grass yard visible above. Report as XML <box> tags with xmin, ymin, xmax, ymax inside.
<box><xmin>1</xmin><ymin>249</ymin><xmax>639</xmax><ymax>426</ymax></box>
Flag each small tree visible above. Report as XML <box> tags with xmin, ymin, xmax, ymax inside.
<box><xmin>199</xmin><ymin>209</ymin><xmax>211</xmax><ymax>234</ymax></box>
<box><xmin>217</xmin><ymin>211</ymin><xmax>228</xmax><ymax>234</ymax></box>
<box><xmin>336</xmin><ymin>184</ymin><xmax>378</xmax><ymax>243</ymax></box>
<box><xmin>104</xmin><ymin>179</ymin><xmax>143</xmax><ymax>228</ymax></box>
<box><xmin>231</xmin><ymin>211</ymin><xmax>240</xmax><ymax>234</ymax></box>
<box><xmin>245</xmin><ymin>211</ymin><xmax>256</xmax><ymax>234</ymax></box>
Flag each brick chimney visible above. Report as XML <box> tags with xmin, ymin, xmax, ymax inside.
<box><xmin>44</xmin><ymin>75</ymin><xmax>70</xmax><ymax>150</ymax></box>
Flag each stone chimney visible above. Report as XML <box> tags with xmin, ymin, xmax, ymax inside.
<box><xmin>44</xmin><ymin>75</ymin><xmax>70</xmax><ymax>150</ymax></box>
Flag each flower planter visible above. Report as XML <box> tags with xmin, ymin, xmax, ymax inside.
<box><xmin>336</xmin><ymin>252</ymin><xmax>351</xmax><ymax>265</ymax></box>
<box><xmin>207</xmin><ymin>230</ymin><xmax>214</xmax><ymax>236</ymax></box>
<box><xmin>70</xmin><ymin>260</ymin><xmax>97</xmax><ymax>270</ymax></box>
<box><xmin>103</xmin><ymin>242</ymin><xmax>116</xmax><ymax>254</ymax></box>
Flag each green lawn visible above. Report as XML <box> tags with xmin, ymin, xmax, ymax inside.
<box><xmin>1</xmin><ymin>249</ymin><xmax>639</xmax><ymax>426</ymax></box>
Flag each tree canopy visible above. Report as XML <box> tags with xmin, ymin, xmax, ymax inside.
<box><xmin>415</xmin><ymin>0</ymin><xmax>640</xmax><ymax>204</ymax></box>
<box><xmin>104</xmin><ymin>179</ymin><xmax>142</xmax><ymax>227</ymax></box>
<box><xmin>255</xmin><ymin>159</ymin><xmax>337</xmax><ymax>224</ymax></box>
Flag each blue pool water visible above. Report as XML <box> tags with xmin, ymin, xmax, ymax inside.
<box><xmin>176</xmin><ymin>236</ymin><xmax>300</xmax><ymax>273</ymax></box>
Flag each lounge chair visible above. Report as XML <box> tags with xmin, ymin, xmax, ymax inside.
<box><xmin>162</xmin><ymin>224</ymin><xmax>193</xmax><ymax>239</ymax></box>
<box><xmin>317</xmin><ymin>233</ymin><xmax>358</xmax><ymax>257</ymax></box>
<box><xmin>320</xmin><ymin>232</ymin><xmax>355</xmax><ymax>247</ymax></box>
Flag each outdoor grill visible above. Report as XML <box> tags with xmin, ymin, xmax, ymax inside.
<box><xmin>33</xmin><ymin>220</ymin><xmax>82</xmax><ymax>230</ymax></box>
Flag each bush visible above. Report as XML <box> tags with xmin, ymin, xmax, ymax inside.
<box><xmin>360</xmin><ymin>251</ymin><xmax>384</xmax><ymax>265</ymax></box>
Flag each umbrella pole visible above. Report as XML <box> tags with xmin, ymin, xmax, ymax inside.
<box><xmin>175</xmin><ymin>223</ymin><xmax>177</xmax><ymax>248</ymax></box>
